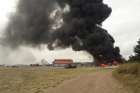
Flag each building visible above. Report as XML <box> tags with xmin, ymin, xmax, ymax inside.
<box><xmin>53</xmin><ymin>59</ymin><xmax>73</xmax><ymax>67</ymax></box>
<box><xmin>75</xmin><ymin>62</ymin><xmax>94</xmax><ymax>67</ymax></box>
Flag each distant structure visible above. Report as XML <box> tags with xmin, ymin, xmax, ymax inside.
<box><xmin>0</xmin><ymin>65</ymin><xmax>4</xmax><ymax>67</ymax></box>
<box><xmin>30</xmin><ymin>64</ymin><xmax>40</xmax><ymax>67</ymax></box>
<box><xmin>53</xmin><ymin>59</ymin><xmax>73</xmax><ymax>67</ymax></box>
<box><xmin>53</xmin><ymin>59</ymin><xmax>94</xmax><ymax>68</ymax></box>
<box><xmin>75</xmin><ymin>62</ymin><xmax>94</xmax><ymax>67</ymax></box>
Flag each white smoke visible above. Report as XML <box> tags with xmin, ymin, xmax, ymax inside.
<box><xmin>0</xmin><ymin>46</ymin><xmax>36</xmax><ymax>65</ymax></box>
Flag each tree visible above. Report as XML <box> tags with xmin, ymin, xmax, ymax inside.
<box><xmin>129</xmin><ymin>39</ymin><xmax>140</xmax><ymax>62</ymax></box>
<box><xmin>134</xmin><ymin>39</ymin><xmax>140</xmax><ymax>57</ymax></box>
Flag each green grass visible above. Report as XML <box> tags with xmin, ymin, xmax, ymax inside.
<box><xmin>0</xmin><ymin>67</ymin><xmax>96</xmax><ymax>93</ymax></box>
<box><xmin>113</xmin><ymin>62</ymin><xmax>140</xmax><ymax>93</ymax></box>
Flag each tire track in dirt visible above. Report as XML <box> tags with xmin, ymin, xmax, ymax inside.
<box><xmin>47</xmin><ymin>70</ymin><xmax>132</xmax><ymax>93</ymax></box>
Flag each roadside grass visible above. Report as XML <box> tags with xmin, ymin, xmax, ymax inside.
<box><xmin>113</xmin><ymin>62</ymin><xmax>140</xmax><ymax>93</ymax></box>
<box><xmin>0</xmin><ymin>67</ymin><xmax>97</xmax><ymax>93</ymax></box>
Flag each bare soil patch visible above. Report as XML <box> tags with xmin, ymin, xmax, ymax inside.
<box><xmin>47</xmin><ymin>70</ymin><xmax>133</xmax><ymax>93</ymax></box>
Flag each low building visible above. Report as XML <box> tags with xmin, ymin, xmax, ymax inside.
<box><xmin>53</xmin><ymin>59</ymin><xmax>73</xmax><ymax>67</ymax></box>
<box><xmin>75</xmin><ymin>62</ymin><xmax>94</xmax><ymax>67</ymax></box>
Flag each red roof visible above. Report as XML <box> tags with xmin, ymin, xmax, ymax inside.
<box><xmin>53</xmin><ymin>59</ymin><xmax>73</xmax><ymax>64</ymax></box>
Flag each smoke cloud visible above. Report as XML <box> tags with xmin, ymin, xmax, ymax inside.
<box><xmin>3</xmin><ymin>0</ymin><xmax>122</xmax><ymax>65</ymax></box>
<box><xmin>0</xmin><ymin>45</ymin><xmax>36</xmax><ymax>65</ymax></box>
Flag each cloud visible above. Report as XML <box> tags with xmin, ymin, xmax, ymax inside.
<box><xmin>0</xmin><ymin>0</ymin><xmax>17</xmax><ymax>36</ymax></box>
<box><xmin>0</xmin><ymin>46</ymin><xmax>36</xmax><ymax>65</ymax></box>
<box><xmin>31</xmin><ymin>47</ymin><xmax>93</xmax><ymax>63</ymax></box>
<box><xmin>104</xmin><ymin>0</ymin><xmax>140</xmax><ymax>58</ymax></box>
<box><xmin>0</xmin><ymin>0</ymin><xmax>140</xmax><ymax>64</ymax></box>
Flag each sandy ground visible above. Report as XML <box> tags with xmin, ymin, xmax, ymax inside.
<box><xmin>47</xmin><ymin>71</ymin><xmax>133</xmax><ymax>93</ymax></box>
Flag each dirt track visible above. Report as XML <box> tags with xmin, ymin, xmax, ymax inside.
<box><xmin>47</xmin><ymin>70</ymin><xmax>132</xmax><ymax>93</ymax></box>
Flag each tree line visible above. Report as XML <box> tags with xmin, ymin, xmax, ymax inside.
<box><xmin>128</xmin><ymin>39</ymin><xmax>140</xmax><ymax>62</ymax></box>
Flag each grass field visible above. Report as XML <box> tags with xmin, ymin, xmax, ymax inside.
<box><xmin>113</xmin><ymin>62</ymin><xmax>140</xmax><ymax>93</ymax></box>
<box><xmin>0</xmin><ymin>67</ymin><xmax>97</xmax><ymax>93</ymax></box>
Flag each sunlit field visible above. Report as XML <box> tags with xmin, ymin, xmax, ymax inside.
<box><xmin>0</xmin><ymin>67</ymin><xmax>97</xmax><ymax>93</ymax></box>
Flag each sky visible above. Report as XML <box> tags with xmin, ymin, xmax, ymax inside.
<box><xmin>0</xmin><ymin>0</ymin><xmax>140</xmax><ymax>64</ymax></box>
<box><xmin>103</xmin><ymin>0</ymin><xmax>140</xmax><ymax>58</ymax></box>
<box><xmin>0</xmin><ymin>0</ymin><xmax>16</xmax><ymax>34</ymax></box>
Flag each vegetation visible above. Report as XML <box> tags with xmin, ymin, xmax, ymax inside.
<box><xmin>114</xmin><ymin>38</ymin><xmax>140</xmax><ymax>93</ymax></box>
<box><xmin>129</xmin><ymin>39</ymin><xmax>140</xmax><ymax>62</ymax></box>
<box><xmin>113</xmin><ymin>62</ymin><xmax>140</xmax><ymax>93</ymax></box>
<box><xmin>0</xmin><ymin>67</ymin><xmax>96</xmax><ymax>93</ymax></box>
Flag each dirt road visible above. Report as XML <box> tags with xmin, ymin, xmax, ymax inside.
<box><xmin>47</xmin><ymin>70</ymin><xmax>132</xmax><ymax>93</ymax></box>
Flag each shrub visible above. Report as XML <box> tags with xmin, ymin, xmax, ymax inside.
<box><xmin>116</xmin><ymin>63</ymin><xmax>140</xmax><ymax>75</ymax></box>
<box><xmin>113</xmin><ymin>63</ymin><xmax>140</xmax><ymax>93</ymax></box>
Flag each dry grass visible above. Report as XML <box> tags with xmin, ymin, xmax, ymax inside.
<box><xmin>113</xmin><ymin>63</ymin><xmax>140</xmax><ymax>93</ymax></box>
<box><xmin>0</xmin><ymin>67</ymin><xmax>96</xmax><ymax>93</ymax></box>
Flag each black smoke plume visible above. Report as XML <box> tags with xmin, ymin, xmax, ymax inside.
<box><xmin>3</xmin><ymin>0</ymin><xmax>122</xmax><ymax>65</ymax></box>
